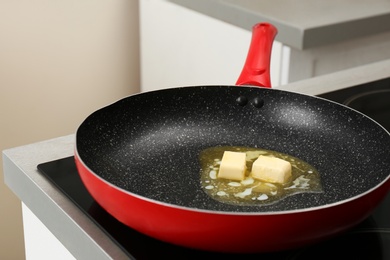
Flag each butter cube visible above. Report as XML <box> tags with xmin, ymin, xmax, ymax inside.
<box><xmin>218</xmin><ymin>151</ymin><xmax>247</xmax><ymax>181</ymax></box>
<box><xmin>251</xmin><ymin>156</ymin><xmax>292</xmax><ymax>184</ymax></box>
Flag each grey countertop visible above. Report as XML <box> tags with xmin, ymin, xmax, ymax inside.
<box><xmin>3</xmin><ymin>58</ymin><xmax>390</xmax><ymax>259</ymax></box>
<box><xmin>3</xmin><ymin>135</ymin><xmax>130</xmax><ymax>260</ymax></box>
<box><xmin>168</xmin><ymin>0</ymin><xmax>390</xmax><ymax>49</ymax></box>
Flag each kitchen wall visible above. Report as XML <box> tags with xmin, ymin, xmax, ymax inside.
<box><xmin>0</xmin><ymin>0</ymin><xmax>140</xmax><ymax>259</ymax></box>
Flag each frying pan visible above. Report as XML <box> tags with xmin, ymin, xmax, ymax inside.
<box><xmin>75</xmin><ymin>23</ymin><xmax>390</xmax><ymax>253</ymax></box>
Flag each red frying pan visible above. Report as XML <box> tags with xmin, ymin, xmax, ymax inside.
<box><xmin>75</xmin><ymin>23</ymin><xmax>390</xmax><ymax>253</ymax></box>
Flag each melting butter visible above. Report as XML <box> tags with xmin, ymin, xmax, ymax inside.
<box><xmin>199</xmin><ymin>146</ymin><xmax>323</xmax><ymax>206</ymax></box>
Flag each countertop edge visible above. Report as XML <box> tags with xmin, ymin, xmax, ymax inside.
<box><xmin>278</xmin><ymin>59</ymin><xmax>390</xmax><ymax>95</ymax></box>
<box><xmin>2</xmin><ymin>135</ymin><xmax>130</xmax><ymax>260</ymax></box>
<box><xmin>168</xmin><ymin>0</ymin><xmax>390</xmax><ymax>50</ymax></box>
<box><xmin>167</xmin><ymin>0</ymin><xmax>304</xmax><ymax>49</ymax></box>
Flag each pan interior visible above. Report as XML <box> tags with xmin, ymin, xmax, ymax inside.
<box><xmin>76</xmin><ymin>86</ymin><xmax>390</xmax><ymax>213</ymax></box>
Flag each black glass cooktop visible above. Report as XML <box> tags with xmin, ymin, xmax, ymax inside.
<box><xmin>38</xmin><ymin>78</ymin><xmax>390</xmax><ymax>259</ymax></box>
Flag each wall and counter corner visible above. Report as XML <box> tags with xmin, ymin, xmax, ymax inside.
<box><xmin>0</xmin><ymin>1</ymin><xmax>140</xmax><ymax>259</ymax></box>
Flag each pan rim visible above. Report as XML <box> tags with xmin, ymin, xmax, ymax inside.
<box><xmin>80</xmin><ymin>84</ymin><xmax>390</xmax><ymax>137</ymax></box>
<box><xmin>77</xmin><ymin>84</ymin><xmax>390</xmax><ymax>137</ymax></box>
<box><xmin>74</xmin><ymin>85</ymin><xmax>390</xmax><ymax>215</ymax></box>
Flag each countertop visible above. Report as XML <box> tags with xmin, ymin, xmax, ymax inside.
<box><xmin>168</xmin><ymin>0</ymin><xmax>390</xmax><ymax>49</ymax></box>
<box><xmin>3</xmin><ymin>58</ymin><xmax>390</xmax><ymax>259</ymax></box>
<box><xmin>2</xmin><ymin>135</ymin><xmax>130</xmax><ymax>260</ymax></box>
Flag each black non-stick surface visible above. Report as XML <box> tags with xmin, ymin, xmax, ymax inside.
<box><xmin>76</xmin><ymin>86</ymin><xmax>390</xmax><ymax>212</ymax></box>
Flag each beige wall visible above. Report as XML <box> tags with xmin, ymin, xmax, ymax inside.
<box><xmin>0</xmin><ymin>0</ymin><xmax>140</xmax><ymax>259</ymax></box>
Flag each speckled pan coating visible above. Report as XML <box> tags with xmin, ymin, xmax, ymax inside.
<box><xmin>76</xmin><ymin>85</ymin><xmax>390</xmax><ymax>213</ymax></box>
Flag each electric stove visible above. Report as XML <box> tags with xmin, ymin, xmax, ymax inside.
<box><xmin>37</xmin><ymin>78</ymin><xmax>390</xmax><ymax>259</ymax></box>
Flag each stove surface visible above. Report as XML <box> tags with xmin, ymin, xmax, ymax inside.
<box><xmin>37</xmin><ymin>156</ymin><xmax>390</xmax><ymax>259</ymax></box>
<box><xmin>38</xmin><ymin>78</ymin><xmax>390</xmax><ymax>259</ymax></box>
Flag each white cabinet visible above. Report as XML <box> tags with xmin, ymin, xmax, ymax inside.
<box><xmin>140</xmin><ymin>0</ymin><xmax>390</xmax><ymax>92</ymax></box>
<box><xmin>139</xmin><ymin>0</ymin><xmax>289</xmax><ymax>92</ymax></box>
<box><xmin>22</xmin><ymin>204</ymin><xmax>75</xmax><ymax>260</ymax></box>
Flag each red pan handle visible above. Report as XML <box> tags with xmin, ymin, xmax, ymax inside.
<box><xmin>236</xmin><ymin>23</ymin><xmax>278</xmax><ymax>88</ymax></box>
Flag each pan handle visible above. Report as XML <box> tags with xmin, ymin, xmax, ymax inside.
<box><xmin>236</xmin><ymin>23</ymin><xmax>278</xmax><ymax>88</ymax></box>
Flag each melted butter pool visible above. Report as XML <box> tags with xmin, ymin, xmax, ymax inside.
<box><xmin>199</xmin><ymin>146</ymin><xmax>323</xmax><ymax>206</ymax></box>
